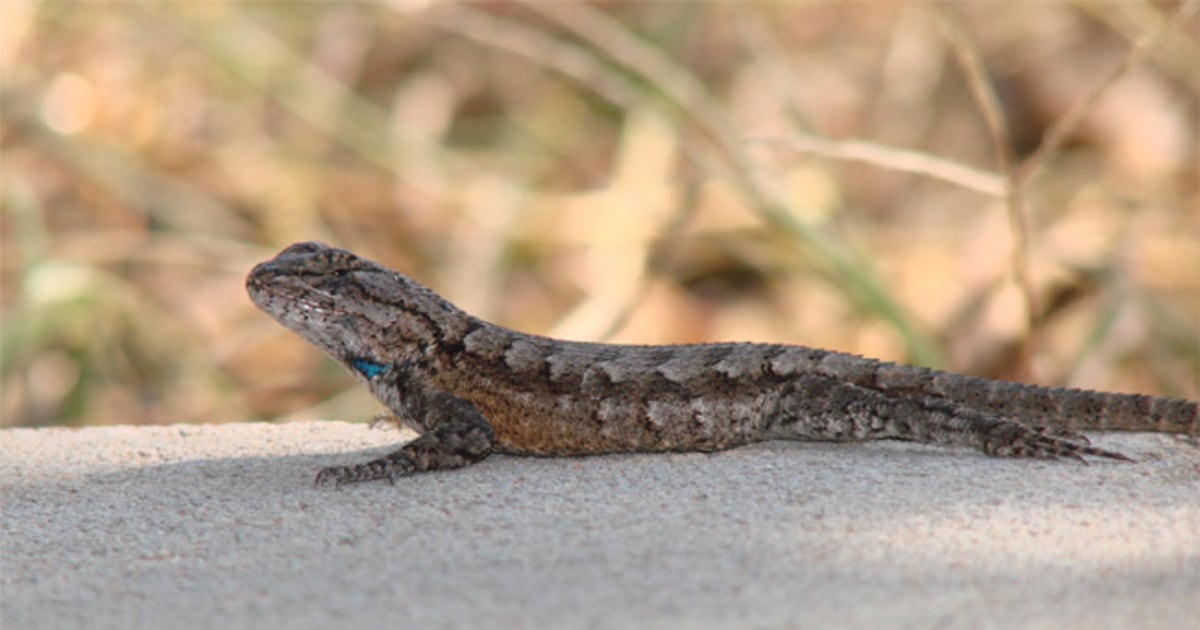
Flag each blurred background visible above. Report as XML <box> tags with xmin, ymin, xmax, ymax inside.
<box><xmin>2</xmin><ymin>1</ymin><xmax>1197</xmax><ymax>429</ymax></box>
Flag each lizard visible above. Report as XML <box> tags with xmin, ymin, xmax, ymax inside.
<box><xmin>246</xmin><ymin>241</ymin><xmax>1199</xmax><ymax>487</ymax></box>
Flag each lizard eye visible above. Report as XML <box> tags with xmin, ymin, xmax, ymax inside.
<box><xmin>351</xmin><ymin>358</ymin><xmax>388</xmax><ymax>379</ymax></box>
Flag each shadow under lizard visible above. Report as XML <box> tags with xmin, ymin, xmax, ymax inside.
<box><xmin>246</xmin><ymin>242</ymin><xmax>1199</xmax><ymax>487</ymax></box>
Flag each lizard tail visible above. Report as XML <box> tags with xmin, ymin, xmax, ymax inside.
<box><xmin>869</xmin><ymin>365</ymin><xmax>1199</xmax><ymax>435</ymax></box>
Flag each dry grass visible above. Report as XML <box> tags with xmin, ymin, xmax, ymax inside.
<box><xmin>2</xmin><ymin>1</ymin><xmax>1197</xmax><ymax>428</ymax></box>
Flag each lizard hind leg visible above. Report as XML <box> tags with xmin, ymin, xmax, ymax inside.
<box><xmin>764</xmin><ymin>374</ymin><xmax>1134</xmax><ymax>462</ymax></box>
<box><xmin>315</xmin><ymin>393</ymin><xmax>495</xmax><ymax>488</ymax></box>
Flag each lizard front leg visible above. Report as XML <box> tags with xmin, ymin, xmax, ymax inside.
<box><xmin>315</xmin><ymin>391</ymin><xmax>495</xmax><ymax>488</ymax></box>
<box><xmin>763</xmin><ymin>374</ymin><xmax>1133</xmax><ymax>461</ymax></box>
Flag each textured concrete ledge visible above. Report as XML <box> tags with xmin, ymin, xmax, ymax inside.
<box><xmin>2</xmin><ymin>422</ymin><xmax>1198</xmax><ymax>629</ymax></box>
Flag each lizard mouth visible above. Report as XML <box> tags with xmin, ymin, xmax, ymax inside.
<box><xmin>246</xmin><ymin>241</ymin><xmax>378</xmax><ymax>312</ymax></box>
<box><xmin>246</xmin><ymin>266</ymin><xmax>308</xmax><ymax>308</ymax></box>
<box><xmin>246</xmin><ymin>261</ymin><xmax>343</xmax><ymax>333</ymax></box>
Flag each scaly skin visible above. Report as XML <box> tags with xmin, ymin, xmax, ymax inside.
<box><xmin>246</xmin><ymin>242</ymin><xmax>1197</xmax><ymax>486</ymax></box>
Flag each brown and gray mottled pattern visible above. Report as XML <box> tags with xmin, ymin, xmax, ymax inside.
<box><xmin>246</xmin><ymin>242</ymin><xmax>1198</xmax><ymax>487</ymax></box>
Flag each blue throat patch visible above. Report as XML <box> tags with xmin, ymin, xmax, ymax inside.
<box><xmin>351</xmin><ymin>358</ymin><xmax>388</xmax><ymax>379</ymax></box>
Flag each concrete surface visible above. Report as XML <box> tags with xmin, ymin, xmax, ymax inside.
<box><xmin>2</xmin><ymin>421</ymin><xmax>1198</xmax><ymax>629</ymax></box>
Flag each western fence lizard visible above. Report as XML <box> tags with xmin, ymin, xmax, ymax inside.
<box><xmin>246</xmin><ymin>242</ymin><xmax>1198</xmax><ymax>487</ymax></box>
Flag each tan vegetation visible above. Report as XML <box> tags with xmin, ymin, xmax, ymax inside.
<box><xmin>2</xmin><ymin>1</ymin><xmax>1197</xmax><ymax>427</ymax></box>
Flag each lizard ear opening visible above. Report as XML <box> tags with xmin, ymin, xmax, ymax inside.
<box><xmin>351</xmin><ymin>358</ymin><xmax>388</xmax><ymax>379</ymax></box>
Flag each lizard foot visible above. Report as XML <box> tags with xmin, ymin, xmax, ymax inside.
<box><xmin>983</xmin><ymin>424</ymin><xmax>1134</xmax><ymax>462</ymax></box>
<box><xmin>314</xmin><ymin>450</ymin><xmax>418</xmax><ymax>488</ymax></box>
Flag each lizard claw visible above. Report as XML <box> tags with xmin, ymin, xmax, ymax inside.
<box><xmin>1035</xmin><ymin>425</ymin><xmax>1091</xmax><ymax>444</ymax></box>
<box><xmin>983</xmin><ymin>421</ymin><xmax>1134</xmax><ymax>462</ymax></box>
<box><xmin>314</xmin><ymin>466</ymin><xmax>351</xmax><ymax>489</ymax></box>
<box><xmin>368</xmin><ymin>411</ymin><xmax>400</xmax><ymax>430</ymax></box>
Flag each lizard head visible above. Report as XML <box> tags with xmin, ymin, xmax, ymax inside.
<box><xmin>246</xmin><ymin>241</ymin><xmax>470</xmax><ymax>388</ymax></box>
